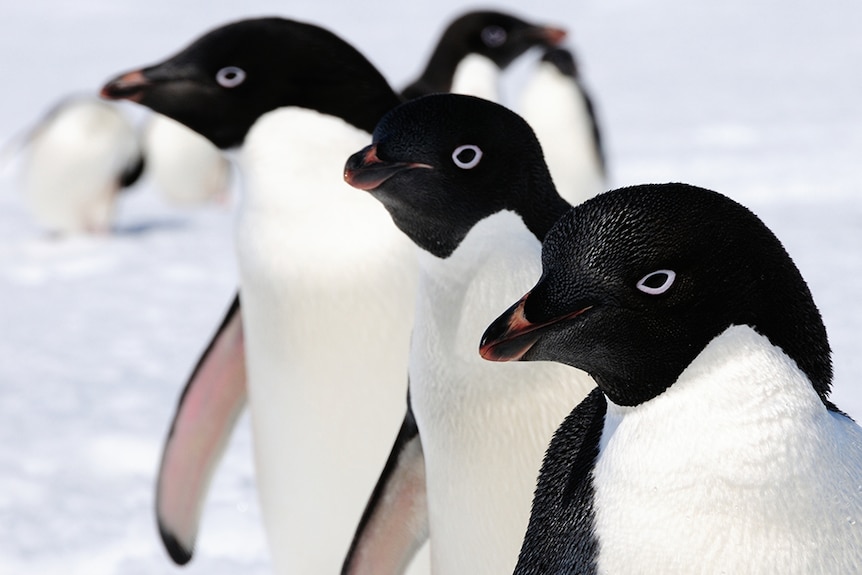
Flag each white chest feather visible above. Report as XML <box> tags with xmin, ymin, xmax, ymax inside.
<box><xmin>233</xmin><ymin>107</ymin><xmax>420</xmax><ymax>573</ymax></box>
<box><xmin>451</xmin><ymin>53</ymin><xmax>500</xmax><ymax>102</ymax></box>
<box><xmin>593</xmin><ymin>325</ymin><xmax>862</xmax><ymax>574</ymax></box>
<box><xmin>144</xmin><ymin>114</ymin><xmax>230</xmax><ymax>205</ymax></box>
<box><xmin>520</xmin><ymin>63</ymin><xmax>605</xmax><ymax>206</ymax></box>
<box><xmin>411</xmin><ymin>211</ymin><xmax>595</xmax><ymax>575</ymax></box>
<box><xmin>22</xmin><ymin>99</ymin><xmax>140</xmax><ymax>233</ymax></box>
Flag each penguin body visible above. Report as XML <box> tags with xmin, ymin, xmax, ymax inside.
<box><xmin>143</xmin><ymin>114</ymin><xmax>230</xmax><ymax>206</ymax></box>
<box><xmin>407</xmin><ymin>212</ymin><xmax>589</xmax><ymax>574</ymax></box>
<box><xmin>236</xmin><ymin>107</ymin><xmax>418</xmax><ymax>572</ymax></box>
<box><xmin>103</xmin><ymin>18</ymin><xmax>420</xmax><ymax>574</ymax></box>
<box><xmin>20</xmin><ymin>96</ymin><xmax>142</xmax><ymax>234</ymax></box>
<box><xmin>480</xmin><ymin>183</ymin><xmax>862</xmax><ymax>574</ymax></box>
<box><xmin>520</xmin><ymin>47</ymin><xmax>606</xmax><ymax>204</ymax></box>
<box><xmin>343</xmin><ymin>94</ymin><xmax>595</xmax><ymax>574</ymax></box>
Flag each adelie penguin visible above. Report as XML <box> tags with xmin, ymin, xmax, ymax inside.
<box><xmin>520</xmin><ymin>47</ymin><xmax>606</xmax><ymax>204</ymax></box>
<box><xmin>481</xmin><ymin>183</ymin><xmax>862</xmax><ymax>574</ymax></box>
<box><xmin>342</xmin><ymin>94</ymin><xmax>596</xmax><ymax>574</ymax></box>
<box><xmin>17</xmin><ymin>95</ymin><xmax>144</xmax><ymax>235</ymax></box>
<box><xmin>101</xmin><ymin>18</ymin><xmax>424</xmax><ymax>574</ymax></box>
<box><xmin>401</xmin><ymin>10</ymin><xmax>566</xmax><ymax>101</ymax></box>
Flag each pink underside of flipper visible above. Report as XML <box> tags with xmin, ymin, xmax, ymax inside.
<box><xmin>344</xmin><ymin>433</ymin><xmax>429</xmax><ymax>575</ymax></box>
<box><xmin>156</xmin><ymin>302</ymin><xmax>247</xmax><ymax>563</ymax></box>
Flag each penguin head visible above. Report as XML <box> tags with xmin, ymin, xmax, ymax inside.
<box><xmin>442</xmin><ymin>11</ymin><xmax>566</xmax><ymax>69</ymax></box>
<box><xmin>480</xmin><ymin>183</ymin><xmax>832</xmax><ymax>407</ymax></box>
<box><xmin>101</xmin><ymin>18</ymin><xmax>399</xmax><ymax>149</ymax></box>
<box><xmin>402</xmin><ymin>11</ymin><xmax>566</xmax><ymax>99</ymax></box>
<box><xmin>344</xmin><ymin>94</ymin><xmax>566</xmax><ymax>258</ymax></box>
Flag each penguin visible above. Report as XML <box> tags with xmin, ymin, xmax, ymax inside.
<box><xmin>101</xmin><ymin>18</ymin><xmax>422</xmax><ymax>574</ymax></box>
<box><xmin>520</xmin><ymin>47</ymin><xmax>606</xmax><ymax>204</ymax></box>
<box><xmin>480</xmin><ymin>183</ymin><xmax>862</xmax><ymax>574</ymax></box>
<box><xmin>18</xmin><ymin>95</ymin><xmax>143</xmax><ymax>235</ymax></box>
<box><xmin>342</xmin><ymin>94</ymin><xmax>596</xmax><ymax>574</ymax></box>
<box><xmin>143</xmin><ymin>113</ymin><xmax>231</xmax><ymax>206</ymax></box>
<box><xmin>401</xmin><ymin>11</ymin><xmax>566</xmax><ymax>102</ymax></box>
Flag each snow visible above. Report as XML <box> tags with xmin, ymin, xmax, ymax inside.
<box><xmin>1</xmin><ymin>0</ymin><xmax>861</xmax><ymax>573</ymax></box>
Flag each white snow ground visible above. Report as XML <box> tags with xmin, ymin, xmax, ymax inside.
<box><xmin>0</xmin><ymin>0</ymin><xmax>860</xmax><ymax>573</ymax></box>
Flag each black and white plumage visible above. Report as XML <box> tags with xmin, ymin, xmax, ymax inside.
<box><xmin>18</xmin><ymin>96</ymin><xmax>143</xmax><ymax>235</ymax></box>
<box><xmin>402</xmin><ymin>11</ymin><xmax>566</xmax><ymax>102</ymax></box>
<box><xmin>481</xmin><ymin>183</ymin><xmax>862</xmax><ymax>574</ymax></box>
<box><xmin>520</xmin><ymin>47</ymin><xmax>606</xmax><ymax>204</ymax></box>
<box><xmin>342</xmin><ymin>94</ymin><xmax>596</xmax><ymax>574</ymax></box>
<box><xmin>102</xmin><ymin>18</ymin><xmax>422</xmax><ymax>574</ymax></box>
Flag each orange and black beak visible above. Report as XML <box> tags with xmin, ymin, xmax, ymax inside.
<box><xmin>526</xmin><ymin>25</ymin><xmax>567</xmax><ymax>47</ymax></box>
<box><xmin>101</xmin><ymin>69</ymin><xmax>151</xmax><ymax>102</ymax></box>
<box><xmin>480</xmin><ymin>292</ymin><xmax>591</xmax><ymax>362</ymax></box>
<box><xmin>344</xmin><ymin>144</ymin><xmax>431</xmax><ymax>191</ymax></box>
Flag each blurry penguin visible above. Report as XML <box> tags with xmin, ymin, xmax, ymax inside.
<box><xmin>18</xmin><ymin>95</ymin><xmax>143</xmax><ymax>235</ymax></box>
<box><xmin>520</xmin><ymin>46</ymin><xmax>606</xmax><ymax>204</ymax></box>
<box><xmin>143</xmin><ymin>113</ymin><xmax>231</xmax><ymax>206</ymax></box>
<box><xmin>402</xmin><ymin>10</ymin><xmax>566</xmax><ymax>102</ymax></box>
<box><xmin>481</xmin><ymin>183</ymin><xmax>862</xmax><ymax>574</ymax></box>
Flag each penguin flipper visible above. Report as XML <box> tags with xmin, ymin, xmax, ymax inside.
<box><xmin>118</xmin><ymin>151</ymin><xmax>146</xmax><ymax>189</ymax></box>
<box><xmin>342</xmin><ymin>397</ymin><xmax>429</xmax><ymax>575</ymax></box>
<box><xmin>155</xmin><ymin>293</ymin><xmax>247</xmax><ymax>564</ymax></box>
<box><xmin>514</xmin><ymin>387</ymin><xmax>606</xmax><ymax>575</ymax></box>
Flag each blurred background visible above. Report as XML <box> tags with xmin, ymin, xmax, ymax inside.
<box><xmin>1</xmin><ymin>0</ymin><xmax>860</xmax><ymax>573</ymax></box>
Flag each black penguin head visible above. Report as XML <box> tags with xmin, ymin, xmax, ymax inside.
<box><xmin>343</xmin><ymin>94</ymin><xmax>569</xmax><ymax>258</ymax></box>
<box><xmin>481</xmin><ymin>183</ymin><xmax>833</xmax><ymax>407</ymax></box>
<box><xmin>101</xmin><ymin>18</ymin><xmax>400</xmax><ymax>149</ymax></box>
<box><xmin>402</xmin><ymin>11</ymin><xmax>566</xmax><ymax>99</ymax></box>
<box><xmin>442</xmin><ymin>11</ymin><xmax>566</xmax><ymax>68</ymax></box>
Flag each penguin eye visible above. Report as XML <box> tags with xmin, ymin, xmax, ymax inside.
<box><xmin>452</xmin><ymin>145</ymin><xmax>483</xmax><ymax>169</ymax></box>
<box><xmin>481</xmin><ymin>25</ymin><xmax>508</xmax><ymax>48</ymax></box>
<box><xmin>636</xmin><ymin>270</ymin><xmax>676</xmax><ymax>295</ymax></box>
<box><xmin>216</xmin><ymin>66</ymin><xmax>246</xmax><ymax>88</ymax></box>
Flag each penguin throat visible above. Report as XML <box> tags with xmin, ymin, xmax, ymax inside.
<box><xmin>451</xmin><ymin>54</ymin><xmax>500</xmax><ymax>101</ymax></box>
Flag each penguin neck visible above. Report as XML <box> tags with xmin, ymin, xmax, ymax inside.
<box><xmin>417</xmin><ymin>210</ymin><xmax>534</xmax><ymax>286</ymax></box>
<box><xmin>238</xmin><ymin>107</ymin><xmax>372</xmax><ymax>214</ymax></box>
<box><xmin>276</xmin><ymin>80</ymin><xmax>400</xmax><ymax>136</ymax></box>
<box><xmin>450</xmin><ymin>54</ymin><xmax>500</xmax><ymax>101</ymax></box>
<box><xmin>513</xmin><ymin>169</ymin><xmax>571</xmax><ymax>242</ymax></box>
<box><xmin>603</xmin><ymin>324</ymin><xmax>832</xmax><ymax>427</ymax></box>
<box><xmin>410</xmin><ymin>49</ymin><xmax>499</xmax><ymax>101</ymax></box>
<box><xmin>411</xmin><ymin>39</ymin><xmax>469</xmax><ymax>94</ymax></box>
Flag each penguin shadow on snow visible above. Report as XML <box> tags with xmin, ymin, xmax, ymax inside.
<box><xmin>111</xmin><ymin>217</ymin><xmax>189</xmax><ymax>237</ymax></box>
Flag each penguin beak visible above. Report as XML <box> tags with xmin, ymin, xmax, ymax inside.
<box><xmin>479</xmin><ymin>293</ymin><xmax>591</xmax><ymax>362</ymax></box>
<box><xmin>344</xmin><ymin>144</ymin><xmax>432</xmax><ymax>191</ymax></box>
<box><xmin>101</xmin><ymin>69</ymin><xmax>151</xmax><ymax>102</ymax></box>
<box><xmin>526</xmin><ymin>25</ymin><xmax>567</xmax><ymax>47</ymax></box>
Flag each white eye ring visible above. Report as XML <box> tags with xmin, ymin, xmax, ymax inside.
<box><xmin>452</xmin><ymin>144</ymin><xmax>483</xmax><ymax>169</ymax></box>
<box><xmin>216</xmin><ymin>66</ymin><xmax>246</xmax><ymax>88</ymax></box>
<box><xmin>636</xmin><ymin>269</ymin><xmax>676</xmax><ymax>295</ymax></box>
<box><xmin>481</xmin><ymin>25</ymin><xmax>507</xmax><ymax>48</ymax></box>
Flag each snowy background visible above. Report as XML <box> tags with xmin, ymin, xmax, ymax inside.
<box><xmin>1</xmin><ymin>0</ymin><xmax>860</xmax><ymax>573</ymax></box>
